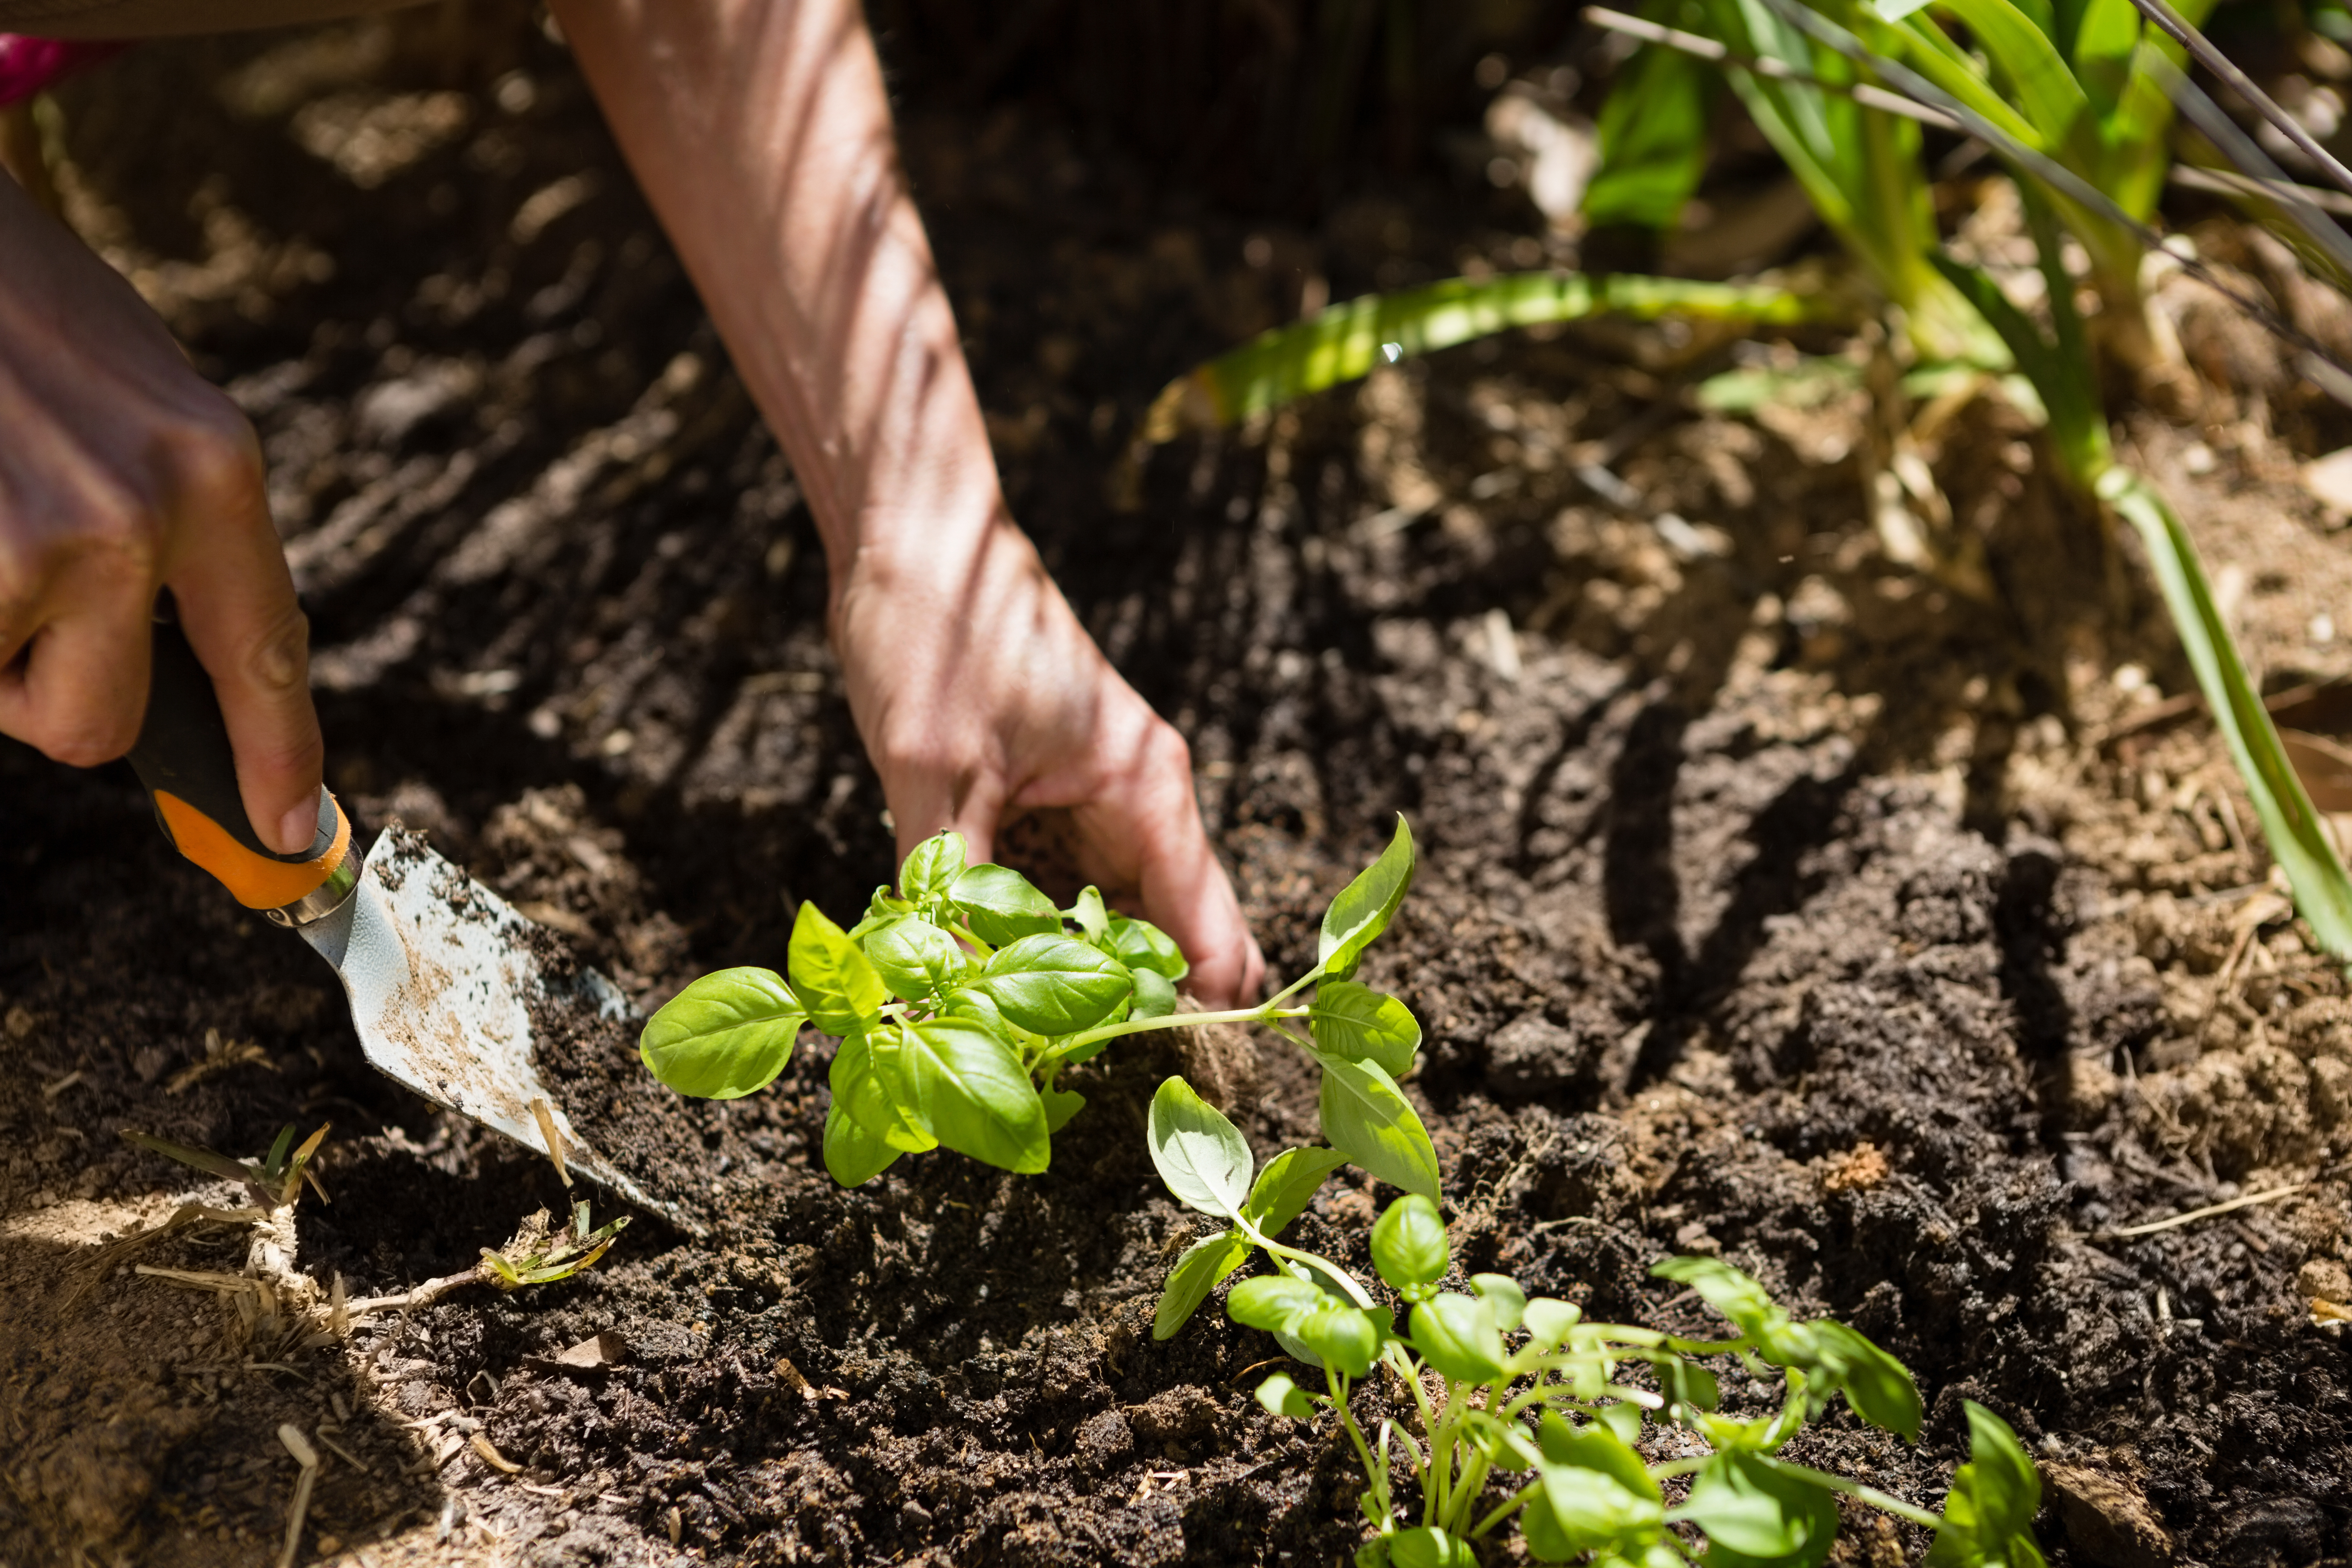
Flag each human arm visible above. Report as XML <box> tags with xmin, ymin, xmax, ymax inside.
<box><xmin>549</xmin><ymin>0</ymin><xmax>1265</xmax><ymax>1005</ymax></box>
<box><xmin>0</xmin><ymin>163</ymin><xmax>323</xmax><ymax>853</ymax></box>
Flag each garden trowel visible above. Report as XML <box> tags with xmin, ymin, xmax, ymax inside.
<box><xmin>125</xmin><ymin>616</ymin><xmax>694</xmax><ymax>1232</ymax></box>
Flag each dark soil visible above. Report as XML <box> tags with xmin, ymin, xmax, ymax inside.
<box><xmin>6</xmin><ymin>11</ymin><xmax>2352</xmax><ymax>1568</ymax></box>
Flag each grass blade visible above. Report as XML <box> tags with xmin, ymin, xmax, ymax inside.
<box><xmin>1932</xmin><ymin>0</ymin><xmax>2090</xmax><ymax>142</ymax></box>
<box><xmin>1747</xmin><ymin>0</ymin><xmax>2352</xmax><ymax>396</ymax></box>
<box><xmin>2144</xmin><ymin>49</ymin><xmax>2352</xmax><ymax>284</ymax></box>
<box><xmin>2101</xmin><ymin>471</ymin><xmax>2352</xmax><ymax>958</ymax></box>
<box><xmin>2125</xmin><ymin>0</ymin><xmax>2352</xmax><ymax>200</ymax></box>
<box><xmin>1140</xmin><ymin>270</ymin><xmax>1840</xmax><ymax>439</ymax></box>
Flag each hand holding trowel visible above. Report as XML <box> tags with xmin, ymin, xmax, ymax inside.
<box><xmin>125</xmin><ymin>615</ymin><xmax>691</xmax><ymax>1230</ymax></box>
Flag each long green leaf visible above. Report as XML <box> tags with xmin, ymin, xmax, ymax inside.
<box><xmin>1142</xmin><ymin>270</ymin><xmax>1837</xmax><ymax>439</ymax></box>
<box><xmin>1584</xmin><ymin>36</ymin><xmax>1715</xmax><ymax>229</ymax></box>
<box><xmin>2100</xmin><ymin>470</ymin><xmax>2352</xmax><ymax>958</ymax></box>
<box><xmin>1935</xmin><ymin>0</ymin><xmax>2090</xmax><ymax>141</ymax></box>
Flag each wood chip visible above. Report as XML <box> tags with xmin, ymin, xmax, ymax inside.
<box><xmin>470</xmin><ymin>1432</ymin><xmax>523</xmax><ymax>1474</ymax></box>
<box><xmin>528</xmin><ymin>1097</ymin><xmax>572</xmax><ymax>1188</ymax></box>
<box><xmin>554</xmin><ymin>1330</ymin><xmax>626</xmax><ymax>1369</ymax></box>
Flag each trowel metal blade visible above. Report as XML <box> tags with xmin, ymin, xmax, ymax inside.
<box><xmin>296</xmin><ymin>823</ymin><xmax>695</xmax><ymax>1232</ymax></box>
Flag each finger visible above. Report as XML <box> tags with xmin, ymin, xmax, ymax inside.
<box><xmin>0</xmin><ymin>569</ymin><xmax>153</xmax><ymax>766</ymax></box>
<box><xmin>1079</xmin><ymin>720</ymin><xmax>1264</xmax><ymax>1007</ymax></box>
<box><xmin>883</xmin><ymin>753</ymin><xmax>1004</xmax><ymax>873</ymax></box>
<box><xmin>162</xmin><ymin>423</ymin><xmax>323</xmax><ymax>855</ymax></box>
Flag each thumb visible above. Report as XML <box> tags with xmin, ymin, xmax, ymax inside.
<box><xmin>165</xmin><ymin>443</ymin><xmax>323</xmax><ymax>856</ymax></box>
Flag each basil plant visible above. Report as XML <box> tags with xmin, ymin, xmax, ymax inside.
<box><xmin>639</xmin><ymin>817</ymin><xmax>1434</xmax><ymax>1192</ymax></box>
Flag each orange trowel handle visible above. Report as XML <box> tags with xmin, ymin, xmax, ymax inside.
<box><xmin>125</xmin><ymin>616</ymin><xmax>356</xmax><ymax>926</ymax></box>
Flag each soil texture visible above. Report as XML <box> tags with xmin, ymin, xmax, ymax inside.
<box><xmin>6</xmin><ymin>12</ymin><xmax>2352</xmax><ymax>1568</ymax></box>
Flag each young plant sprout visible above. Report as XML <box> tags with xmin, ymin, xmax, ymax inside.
<box><xmin>123</xmin><ymin>1121</ymin><xmax>332</xmax><ymax>1210</ymax></box>
<box><xmin>1146</xmin><ymin>1078</ymin><xmax>2047</xmax><ymax>1567</ymax></box>
<box><xmin>639</xmin><ymin>817</ymin><xmax>1439</xmax><ymax>1193</ymax></box>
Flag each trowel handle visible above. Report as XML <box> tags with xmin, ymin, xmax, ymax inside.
<box><xmin>125</xmin><ymin>615</ymin><xmax>358</xmax><ymax>927</ymax></box>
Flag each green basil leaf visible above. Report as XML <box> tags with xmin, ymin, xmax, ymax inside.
<box><xmin>900</xmin><ymin>830</ymin><xmax>967</xmax><ymax>900</ymax></box>
<box><xmin>1254</xmin><ymin>1371</ymin><xmax>1317</xmax><ymax>1419</ymax></box>
<box><xmin>1065</xmin><ymin>884</ymin><xmax>1109</xmax><ymax>944</ymax></box>
<box><xmin>1109</xmin><ymin>915</ymin><xmax>1189</xmax><ymax>981</ymax></box>
<box><xmin>947</xmin><ymin>863</ymin><xmax>1062</xmax><ymax>947</ymax></box>
<box><xmin>1536</xmin><ymin>1412</ymin><xmax>1659</xmax><ymax>1501</ymax></box>
<box><xmin>1243</xmin><ymin>1146</ymin><xmax>1349</xmax><ymax>1238</ymax></box>
<box><xmin>1148</xmin><ymin>1076</ymin><xmax>1254</xmax><ymax>1217</ymax></box>
<box><xmin>897</xmin><ymin>1018</ymin><xmax>1051</xmax><ymax>1174</ymax></box>
<box><xmin>1519</xmin><ymin>1484</ymin><xmax>1575</xmax><ymax>1563</ymax></box>
<box><xmin>1308</xmin><ymin>980</ymin><xmax>1421</xmax><ymax>1076</ymax></box>
<box><xmin>942</xmin><ymin>986</ymin><xmax>1011</xmax><ymax>1035</ymax></box>
<box><xmin>1225</xmin><ymin>1274</ymin><xmax>1325</xmax><ymax>1332</ymax></box>
<box><xmin>1650</xmin><ymin>1255</ymin><xmax>1787</xmax><ymax>1344</ymax></box>
<box><xmin>789</xmin><ymin>902</ymin><xmax>888</xmax><ymax>1036</ymax></box>
<box><xmin>1292</xmin><ymin>1295</ymin><xmax>1381</xmax><ymax>1377</ymax></box>
<box><xmin>1657</xmin><ymin>1356</ymin><xmax>1720</xmax><ymax>1420</ymax></box>
<box><xmin>1810</xmin><ymin>1321</ymin><xmax>1924</xmax><ymax>1442</ymax></box>
<box><xmin>1470</xmin><ymin>1273</ymin><xmax>1526</xmax><ymax>1333</ymax></box>
<box><xmin>1521</xmin><ymin>1297</ymin><xmax>1581</xmax><ymax>1348</ymax></box>
<box><xmin>976</xmin><ymin>934</ymin><xmax>1134</xmax><ymax>1035</ymax></box>
<box><xmin>821</xmin><ymin>1102</ymin><xmax>899</xmax><ymax>1186</ymax></box>
<box><xmin>1154</xmin><ymin>1228</ymin><xmax>1250</xmax><ymax>1339</ymax></box>
<box><xmin>1042</xmin><ymin>1086</ymin><xmax>1086</xmax><ymax>1133</ymax></box>
<box><xmin>1318</xmin><ymin>815</ymin><xmax>1416</xmax><ymax>981</ymax></box>
<box><xmin>830</xmin><ymin>1026</ymin><xmax>934</xmax><ymax>1153</ymax></box>
<box><xmin>1130</xmin><ymin>967</ymin><xmax>1179</xmax><ymax>1021</ymax></box>
<box><xmin>1596</xmin><ymin>1399</ymin><xmax>1643</xmax><ymax>1448</ymax></box>
<box><xmin>845</xmin><ymin>883</ymin><xmax>911</xmax><ymax>941</ymax></box>
<box><xmin>863</xmin><ymin>915</ymin><xmax>970</xmax><ymax>1003</ymax></box>
<box><xmin>1682</xmin><ymin>1452</ymin><xmax>1837</xmax><ymax>1567</ymax></box>
<box><xmin>1370</xmin><ymin>1194</ymin><xmax>1450</xmax><ymax>1291</ymax></box>
<box><xmin>1926</xmin><ymin>1402</ymin><xmax>2047</xmax><ymax>1568</ymax></box>
<box><xmin>1386</xmin><ymin>1526</ymin><xmax>1477</xmax><ymax>1568</ymax></box>
<box><xmin>1533</xmin><ymin>1461</ymin><xmax>1666</xmax><ymax>1555</ymax></box>
<box><xmin>638</xmin><ymin>967</ymin><xmax>805</xmax><ymax>1099</ymax></box>
<box><xmin>1410</xmin><ymin>1292</ymin><xmax>1505</xmax><ymax>1383</ymax></box>
<box><xmin>1316</xmin><ymin>1055</ymin><xmax>1441</xmax><ymax>1201</ymax></box>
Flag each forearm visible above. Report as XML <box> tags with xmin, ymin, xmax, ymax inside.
<box><xmin>549</xmin><ymin>0</ymin><xmax>1007</xmax><ymax>631</ymax></box>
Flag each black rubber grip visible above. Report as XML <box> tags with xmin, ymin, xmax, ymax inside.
<box><xmin>126</xmin><ymin>617</ymin><xmax>341</xmax><ymax>896</ymax></box>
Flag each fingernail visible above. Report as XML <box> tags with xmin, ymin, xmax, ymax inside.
<box><xmin>278</xmin><ymin>802</ymin><xmax>318</xmax><ymax>856</ymax></box>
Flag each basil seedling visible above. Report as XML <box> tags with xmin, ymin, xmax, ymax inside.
<box><xmin>1146</xmin><ymin>1079</ymin><xmax>2045</xmax><ymax>1567</ymax></box>
<box><xmin>641</xmin><ymin>818</ymin><xmax>1441</xmax><ymax>1192</ymax></box>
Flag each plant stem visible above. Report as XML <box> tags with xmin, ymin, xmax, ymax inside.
<box><xmin>1333</xmin><ymin>1380</ymin><xmax>1392</xmax><ymax>1531</ymax></box>
<box><xmin>1236</xmin><ymin>1217</ymin><xmax>1379</xmax><ymax>1310</ymax></box>
<box><xmin>1264</xmin><ymin>967</ymin><xmax>1325</xmax><ymax>1008</ymax></box>
<box><xmin>1470</xmin><ymin>1483</ymin><xmax>1535</xmax><ymax>1539</ymax></box>
<box><xmin>1753</xmin><ymin>1458</ymin><xmax>1943</xmax><ymax>1530</ymax></box>
<box><xmin>1051</xmin><ymin>1004</ymin><xmax>1309</xmax><ymax>1064</ymax></box>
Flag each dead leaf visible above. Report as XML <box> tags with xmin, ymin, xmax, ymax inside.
<box><xmin>470</xmin><ymin>1432</ymin><xmax>523</xmax><ymax>1474</ymax></box>
<box><xmin>554</xmin><ymin>1331</ymin><xmax>627</xmax><ymax>1370</ymax></box>
<box><xmin>2282</xmin><ymin>729</ymin><xmax>2352</xmax><ymax>812</ymax></box>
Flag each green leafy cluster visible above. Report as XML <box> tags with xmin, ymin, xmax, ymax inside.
<box><xmin>639</xmin><ymin>816</ymin><xmax>1441</xmax><ymax>1194</ymax></box>
<box><xmin>478</xmin><ymin>1198</ymin><xmax>630</xmax><ymax>1290</ymax></box>
<box><xmin>1149</xmin><ymin>1082</ymin><xmax>2045</xmax><ymax>1566</ymax></box>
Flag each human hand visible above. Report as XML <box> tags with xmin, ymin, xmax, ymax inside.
<box><xmin>832</xmin><ymin>512</ymin><xmax>1265</xmax><ymax>1008</ymax></box>
<box><xmin>0</xmin><ymin>167</ymin><xmax>321</xmax><ymax>852</ymax></box>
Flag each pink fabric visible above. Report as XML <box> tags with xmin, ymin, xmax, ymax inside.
<box><xmin>0</xmin><ymin>35</ymin><xmax>127</xmax><ymax>108</ymax></box>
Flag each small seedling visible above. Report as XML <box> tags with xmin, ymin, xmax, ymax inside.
<box><xmin>640</xmin><ymin>817</ymin><xmax>1441</xmax><ymax>1192</ymax></box>
<box><xmin>477</xmin><ymin>1200</ymin><xmax>630</xmax><ymax>1289</ymax></box>
<box><xmin>1147</xmin><ymin>1078</ymin><xmax>2047</xmax><ymax>1566</ymax></box>
<box><xmin>122</xmin><ymin>1121</ymin><xmax>331</xmax><ymax>1209</ymax></box>
<box><xmin>341</xmin><ymin>1200</ymin><xmax>631</xmax><ymax>1319</ymax></box>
